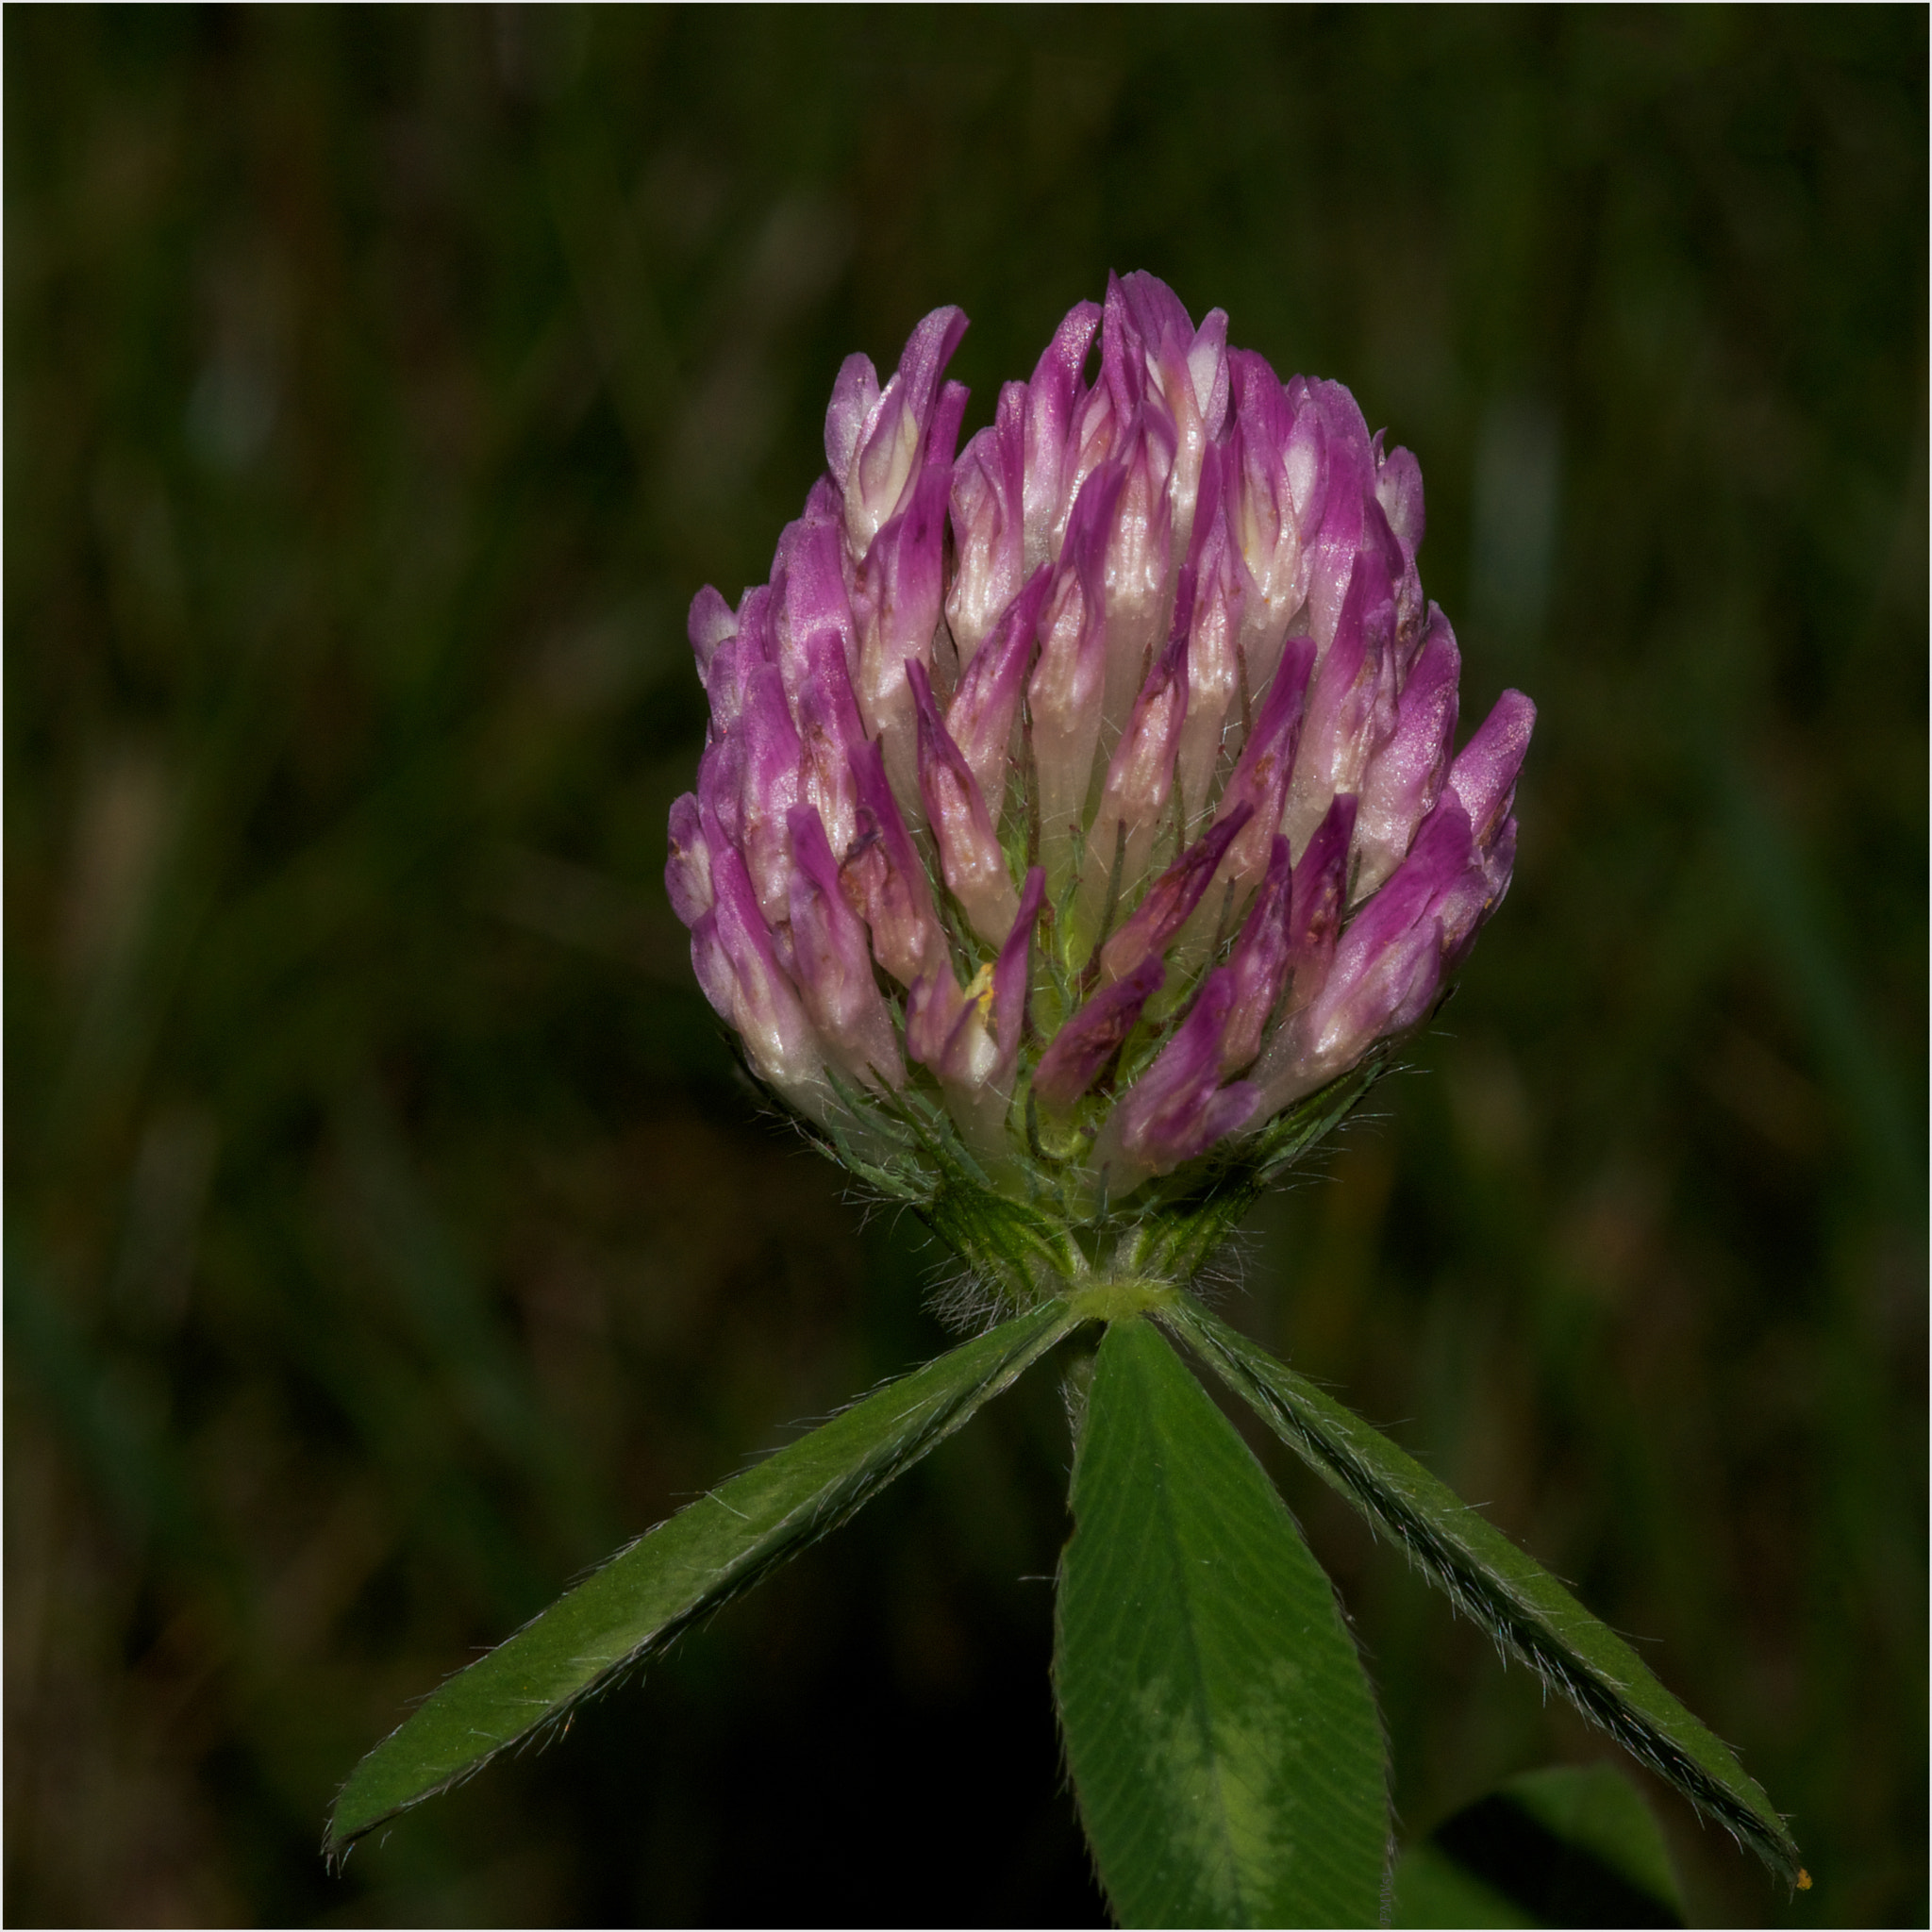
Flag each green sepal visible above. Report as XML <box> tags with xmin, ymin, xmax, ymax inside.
<box><xmin>809</xmin><ymin>1055</ymin><xmax>1391</xmax><ymax>1308</ymax></box>
<box><xmin>1055</xmin><ymin>1320</ymin><xmax>1390</xmax><ymax>1927</ymax></box>
<box><xmin>923</xmin><ymin>1172</ymin><xmax>1091</xmax><ymax>1292</ymax></box>
<box><xmin>1166</xmin><ymin>1297</ymin><xmax>1803</xmax><ymax>1886</ymax></box>
<box><xmin>326</xmin><ymin>1294</ymin><xmax>1081</xmax><ymax>1856</ymax></box>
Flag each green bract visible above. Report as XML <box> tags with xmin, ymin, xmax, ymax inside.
<box><xmin>823</xmin><ymin>1050</ymin><xmax>1389</xmax><ymax>1306</ymax></box>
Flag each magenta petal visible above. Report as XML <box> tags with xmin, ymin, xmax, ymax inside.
<box><xmin>908</xmin><ymin>658</ymin><xmax>1020</xmax><ymax>946</ymax></box>
<box><xmin>786</xmin><ymin>805</ymin><xmax>904</xmax><ymax>1090</ymax></box>
<box><xmin>704</xmin><ymin>583</ymin><xmax>776</xmax><ymax>738</ymax></box>
<box><xmin>1284</xmin><ymin>525</ymin><xmax>1401</xmax><ymax>855</ymax></box>
<box><xmin>992</xmin><ymin>866</ymin><xmax>1047</xmax><ymax>1071</ymax></box>
<box><xmin>687</xmin><ymin>908</ymin><xmax>736</xmax><ymax>1026</ymax></box>
<box><xmin>1456</xmin><ymin>812</ymin><xmax>1520</xmax><ymax>962</ymax></box>
<box><xmin>1115</xmin><ymin>273</ymin><xmax>1214</xmax><ymax>426</ymax></box>
<box><xmin>1102</xmin><ymin>400</ymin><xmax>1177</xmax><ymax>659</ymax></box>
<box><xmin>1182</xmin><ymin>434</ymin><xmax>1224</xmax><ymax>579</ymax></box>
<box><xmin>775</xmin><ymin>480</ymin><xmax>843</xmax><ymax>571</ymax></box>
<box><xmin>1271</xmin><ymin>793</ymin><xmax>1478</xmax><ymax>1094</ymax></box>
<box><xmin>734</xmin><ymin>663</ymin><xmax>806</xmax><ymax>924</ymax></box>
<box><xmin>792</xmin><ymin>618</ymin><xmax>868</xmax><ymax>861</ymax></box>
<box><xmin>707</xmin><ymin>835</ymin><xmax>823</xmax><ymax>1093</ymax></box>
<box><xmin>1271</xmin><ymin>797</ymin><xmax>1473</xmax><ymax>1091</ymax></box>
<box><xmin>1114</xmin><ymin>272</ymin><xmax>1228</xmax><ymax>432</ymax></box>
<box><xmin>1298</xmin><ymin>379</ymin><xmax>1377</xmax><ymax>651</ymax></box>
<box><xmin>1483</xmin><ymin>811</ymin><xmax>1519</xmax><ymax>906</ymax></box>
<box><xmin>927</xmin><ymin>378</ymin><xmax>970</xmax><ymax>476</ymax></box>
<box><xmin>1308</xmin><ymin>913</ymin><xmax>1445</xmax><ymax>1069</ymax></box>
<box><xmin>1115</xmin><ymin>271</ymin><xmax>1195</xmax><ymax>360</ymax></box>
<box><xmin>824</xmin><ymin>351</ymin><xmax>882</xmax><ymax>489</ymax></box>
<box><xmin>853</xmin><ymin>457</ymin><xmax>952</xmax><ymax>805</ymax></box>
<box><xmin>1276</xmin><ymin>368</ymin><xmax>1321</xmax><ymax>484</ymax></box>
<box><xmin>1375</xmin><ymin>441</ymin><xmax>1424</xmax><ymax>557</ymax></box>
<box><xmin>1112</xmin><ymin>272</ymin><xmax>1229</xmax><ymax>559</ymax></box>
<box><xmin>1215</xmin><ymin>631</ymin><xmax>1316</xmax><ymax>891</ymax></box>
<box><xmin>1086</xmin><ymin>618</ymin><xmax>1191</xmax><ymax>913</ymax></box>
<box><xmin>665</xmin><ymin>791</ymin><xmax>715</xmax><ymax>928</ymax></box>
<box><xmin>904</xmin><ymin>965</ymin><xmax>961</xmax><ymax>1072</ymax></box>
<box><xmin>1228</xmin><ymin>350</ymin><xmax>1299</xmax><ymax>572</ymax></box>
<box><xmin>1099</xmin><ymin>272</ymin><xmax>1150</xmax><ymax>420</ymax></box>
<box><xmin>688</xmin><ymin>585</ymin><xmax>738</xmax><ymax>680</ymax></box>
<box><xmin>1186</xmin><ymin>307</ymin><xmax>1231</xmax><ymax>441</ymax></box>
<box><xmin>1023</xmin><ymin>298</ymin><xmax>1104</xmax><ymax>568</ymax></box>
<box><xmin>1407</xmin><ymin>793</ymin><xmax>1503</xmax><ymax>970</ymax></box>
<box><xmin>839</xmin><ymin>735</ymin><xmax>943</xmax><ymax>988</ymax></box>
<box><xmin>1174</xmin><ymin>466</ymin><xmax>1244</xmax><ymax>818</ymax></box>
<box><xmin>1448</xmin><ymin>690</ymin><xmax>1538</xmax><ymax>848</ymax></box>
<box><xmin>1283</xmin><ymin>791</ymin><xmax>1357</xmax><ymax>1011</ymax></box>
<box><xmin>1355</xmin><ymin>605</ymin><xmax>1460</xmax><ymax>895</ymax></box>
<box><xmin>946</xmin><ymin>562</ymin><xmax>1049</xmax><ymax>814</ymax></box>
<box><xmin>1032</xmin><ymin>954</ymin><xmax>1165</xmax><ymax>1112</ymax></box>
<box><xmin>695</xmin><ymin>732</ymin><xmax>742</xmax><ymax>857</ymax></box>
<box><xmin>1105</xmin><ymin>969</ymin><xmax>1260</xmax><ymax>1174</ymax></box>
<box><xmin>780</xmin><ymin>521</ymin><xmax>858</xmax><ymax>694</ymax></box>
<box><xmin>1219</xmin><ymin>835</ymin><xmax>1294</xmax><ymax>1074</ymax></box>
<box><xmin>905</xmin><ymin>964</ymin><xmax>997</xmax><ymax>1091</ymax></box>
<box><xmin>947</xmin><ymin>379</ymin><xmax>1027</xmax><ymax>665</ymax></box>
<box><xmin>856</xmin><ymin>459</ymin><xmax>950</xmax><ymax>679</ymax></box>
<box><xmin>893</xmin><ymin>307</ymin><xmax>971</xmax><ymax>437</ymax></box>
<box><xmin>1098</xmin><ymin>802</ymin><xmax>1254</xmax><ymax>985</ymax></box>
<box><xmin>846</xmin><ymin>306</ymin><xmax>970</xmax><ymax>548</ymax></box>
<box><xmin>1374</xmin><ymin>440</ymin><xmax>1426</xmax><ymax>638</ymax></box>
<box><xmin>1348</xmin><ymin>795</ymin><xmax>1474</xmax><ymax>959</ymax></box>
<box><xmin>1029</xmin><ymin>461</ymin><xmax>1124</xmax><ymax>863</ymax></box>
<box><xmin>1115</xmin><ymin>611</ymin><xmax>1192</xmax><ymax>808</ymax></box>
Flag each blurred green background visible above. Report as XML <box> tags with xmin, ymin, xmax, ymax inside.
<box><xmin>7</xmin><ymin>8</ymin><xmax>1924</xmax><ymax>1925</ymax></box>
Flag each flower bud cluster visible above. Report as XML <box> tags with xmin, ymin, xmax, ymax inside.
<box><xmin>667</xmin><ymin>275</ymin><xmax>1533</xmax><ymax>1254</ymax></box>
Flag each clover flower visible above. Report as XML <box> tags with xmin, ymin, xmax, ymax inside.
<box><xmin>342</xmin><ymin>283</ymin><xmax>1802</xmax><ymax>1914</ymax></box>
<box><xmin>667</xmin><ymin>274</ymin><xmax>1533</xmax><ymax>1295</ymax></box>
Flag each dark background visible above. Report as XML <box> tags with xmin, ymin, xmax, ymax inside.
<box><xmin>7</xmin><ymin>8</ymin><xmax>1924</xmax><ymax>1925</ymax></box>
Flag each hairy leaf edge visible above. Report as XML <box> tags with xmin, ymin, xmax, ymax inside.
<box><xmin>1164</xmin><ymin>1298</ymin><xmax>1802</xmax><ymax>1887</ymax></box>
<box><xmin>325</xmin><ymin>1296</ymin><xmax>1080</xmax><ymax>1858</ymax></box>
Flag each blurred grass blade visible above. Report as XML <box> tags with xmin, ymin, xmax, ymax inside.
<box><xmin>1055</xmin><ymin>1320</ymin><xmax>1389</xmax><ymax>1927</ymax></box>
<box><xmin>1168</xmin><ymin>1299</ymin><xmax>1804</xmax><ymax>1887</ymax></box>
<box><xmin>1394</xmin><ymin>1763</ymin><xmax>1687</xmax><ymax>1927</ymax></box>
<box><xmin>328</xmin><ymin>1294</ymin><xmax>1079</xmax><ymax>1853</ymax></box>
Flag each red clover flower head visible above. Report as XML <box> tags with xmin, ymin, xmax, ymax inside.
<box><xmin>667</xmin><ymin>275</ymin><xmax>1534</xmax><ymax>1295</ymax></box>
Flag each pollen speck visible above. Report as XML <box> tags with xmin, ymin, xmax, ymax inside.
<box><xmin>964</xmin><ymin>960</ymin><xmax>996</xmax><ymax>1018</ymax></box>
